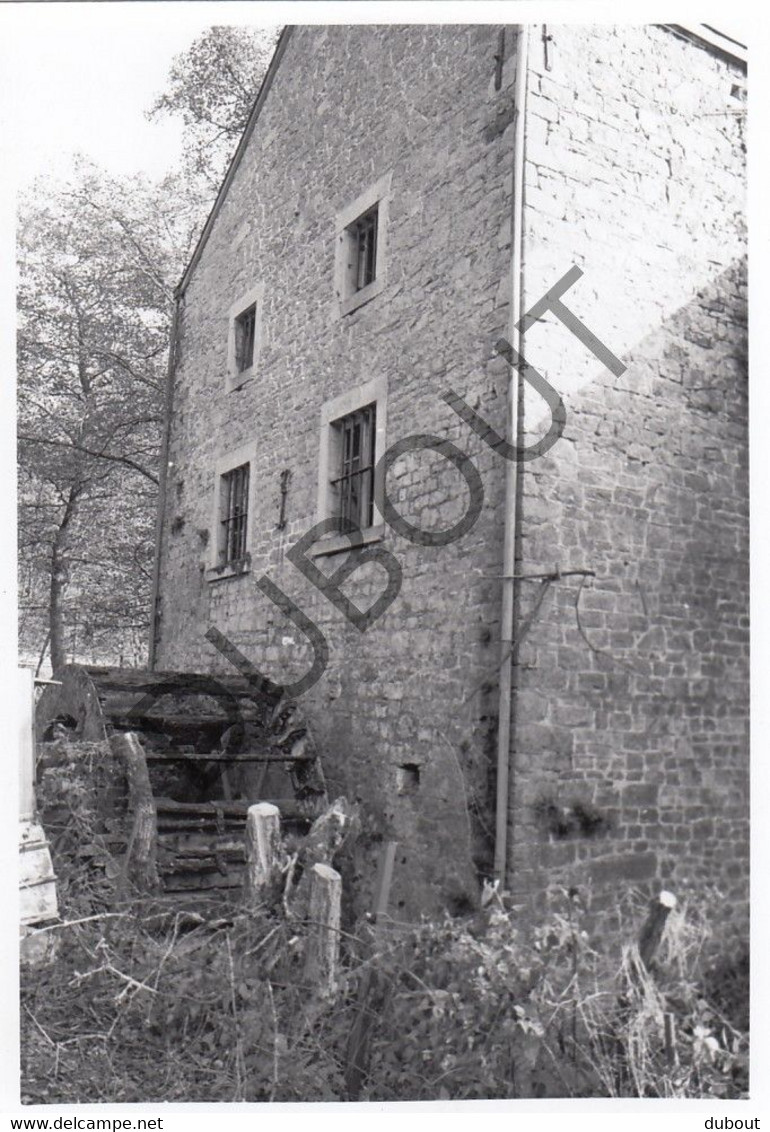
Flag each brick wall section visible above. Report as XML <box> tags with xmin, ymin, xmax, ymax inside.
<box><xmin>156</xmin><ymin>26</ymin><xmax>522</xmax><ymax>916</ymax></box>
<box><xmin>510</xmin><ymin>25</ymin><xmax>747</xmax><ymax>942</ymax></box>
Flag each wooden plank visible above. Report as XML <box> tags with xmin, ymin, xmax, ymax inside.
<box><xmin>19</xmin><ymin>820</ymin><xmax>59</xmax><ymax>926</ymax></box>
<box><xmin>110</xmin><ymin>733</ymin><xmax>159</xmax><ymax>893</ymax></box>
<box><xmin>20</xmin><ymin>881</ymin><xmax>59</xmax><ymax>925</ymax></box>
<box><xmin>155</xmin><ymin>798</ymin><xmax>250</xmax><ymax>817</ymax></box>
<box><xmin>373</xmin><ymin>840</ymin><xmax>398</xmax><ymax>924</ymax></box>
<box><xmin>18</xmin><ymin>668</ymin><xmax>35</xmax><ymax>820</ymax></box>
<box><xmin>86</xmin><ymin>665</ymin><xmax>279</xmax><ymax>706</ymax></box>
<box><xmin>20</xmin><ymin>844</ymin><xmax>56</xmax><ymax>887</ymax></box>
<box><xmin>160</xmin><ymin>846</ymin><xmax>245</xmax><ymax>862</ymax></box>
<box><xmin>162</xmin><ymin>873</ymin><xmax>243</xmax><ymax>892</ymax></box>
<box><xmin>109</xmin><ymin>713</ymin><xmax>240</xmax><ymax>731</ymax></box>
<box><xmin>145</xmin><ymin>750</ymin><xmax>300</xmax><ymax>764</ymax></box>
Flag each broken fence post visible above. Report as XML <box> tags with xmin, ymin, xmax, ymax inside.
<box><xmin>638</xmin><ymin>890</ymin><xmax>677</xmax><ymax>970</ymax></box>
<box><xmin>109</xmin><ymin>731</ymin><xmax>159</xmax><ymax>893</ymax></box>
<box><xmin>244</xmin><ymin>801</ymin><xmax>282</xmax><ymax>905</ymax></box>
<box><xmin>345</xmin><ymin>839</ymin><xmax>398</xmax><ymax>1100</ymax></box>
<box><xmin>304</xmin><ymin>862</ymin><xmax>341</xmax><ymax>997</ymax></box>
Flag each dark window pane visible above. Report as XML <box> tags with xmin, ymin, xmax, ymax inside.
<box><xmin>235</xmin><ymin>304</ymin><xmax>257</xmax><ymax>372</ymax></box>
<box><xmin>354</xmin><ymin>208</ymin><xmax>378</xmax><ymax>291</ymax></box>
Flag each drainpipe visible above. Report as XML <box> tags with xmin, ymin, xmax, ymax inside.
<box><xmin>494</xmin><ymin>24</ymin><xmax>529</xmax><ymax>888</ymax></box>
<box><xmin>148</xmin><ymin>293</ymin><xmax>181</xmax><ymax>671</ymax></box>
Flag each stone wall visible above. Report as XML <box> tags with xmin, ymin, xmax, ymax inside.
<box><xmin>155</xmin><ymin>25</ymin><xmax>522</xmax><ymax>916</ymax></box>
<box><xmin>155</xmin><ymin>24</ymin><xmax>748</xmax><ymax>931</ymax></box>
<box><xmin>509</xmin><ymin>25</ymin><xmax>748</xmax><ymax>941</ymax></box>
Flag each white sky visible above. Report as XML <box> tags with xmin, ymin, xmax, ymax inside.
<box><xmin>0</xmin><ymin>2</ymin><xmax>751</xmax><ymax>189</ymax></box>
<box><xmin>0</xmin><ymin>7</ymin><xmax>252</xmax><ymax>187</ymax></box>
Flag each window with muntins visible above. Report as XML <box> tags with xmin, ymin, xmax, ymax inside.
<box><xmin>220</xmin><ymin>463</ymin><xmax>250</xmax><ymax>564</ymax></box>
<box><xmin>331</xmin><ymin>404</ymin><xmax>376</xmax><ymax>529</ymax></box>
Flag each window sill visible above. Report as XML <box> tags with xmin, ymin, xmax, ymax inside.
<box><xmin>204</xmin><ymin>557</ymin><xmax>251</xmax><ymax>584</ymax></box>
<box><xmin>310</xmin><ymin>523</ymin><xmax>386</xmax><ymax>558</ymax></box>
<box><xmin>339</xmin><ymin>277</ymin><xmax>385</xmax><ymax>318</ymax></box>
<box><xmin>226</xmin><ymin>369</ymin><xmax>255</xmax><ymax>394</ymax></box>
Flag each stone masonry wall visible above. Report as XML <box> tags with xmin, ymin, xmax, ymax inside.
<box><xmin>155</xmin><ymin>26</ymin><xmax>524</xmax><ymax>917</ymax></box>
<box><xmin>509</xmin><ymin>25</ymin><xmax>748</xmax><ymax>943</ymax></box>
<box><xmin>155</xmin><ymin>24</ymin><xmax>748</xmax><ymax>932</ymax></box>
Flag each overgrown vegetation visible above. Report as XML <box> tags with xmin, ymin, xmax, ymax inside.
<box><xmin>22</xmin><ymin>749</ymin><xmax>749</xmax><ymax>1103</ymax></box>
<box><xmin>19</xmin><ymin>890</ymin><xmax>750</xmax><ymax>1103</ymax></box>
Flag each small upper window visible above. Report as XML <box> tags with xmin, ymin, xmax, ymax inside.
<box><xmin>220</xmin><ymin>463</ymin><xmax>250</xmax><ymax>565</ymax></box>
<box><xmin>227</xmin><ymin>283</ymin><xmax>263</xmax><ymax>391</ymax></box>
<box><xmin>330</xmin><ymin>404</ymin><xmax>376</xmax><ymax>529</ymax></box>
<box><xmin>235</xmin><ymin>304</ymin><xmax>257</xmax><ymax>373</ymax></box>
<box><xmin>334</xmin><ymin>174</ymin><xmax>391</xmax><ymax>318</ymax></box>
<box><xmin>353</xmin><ymin>207</ymin><xmax>378</xmax><ymax>291</ymax></box>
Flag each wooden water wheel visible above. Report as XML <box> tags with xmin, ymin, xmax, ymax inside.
<box><xmin>36</xmin><ymin>665</ymin><xmax>328</xmax><ymax>897</ymax></box>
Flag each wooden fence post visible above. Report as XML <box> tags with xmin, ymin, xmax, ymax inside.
<box><xmin>304</xmin><ymin>862</ymin><xmax>341</xmax><ymax>997</ymax></box>
<box><xmin>345</xmin><ymin>839</ymin><xmax>398</xmax><ymax>1100</ymax></box>
<box><xmin>638</xmin><ymin>890</ymin><xmax>677</xmax><ymax>970</ymax></box>
<box><xmin>244</xmin><ymin>802</ymin><xmax>282</xmax><ymax>905</ymax></box>
<box><xmin>110</xmin><ymin>731</ymin><xmax>159</xmax><ymax>893</ymax></box>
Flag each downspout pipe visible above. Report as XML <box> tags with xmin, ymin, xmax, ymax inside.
<box><xmin>494</xmin><ymin>24</ymin><xmax>529</xmax><ymax>887</ymax></box>
<box><xmin>148</xmin><ymin>293</ymin><xmax>181</xmax><ymax>671</ymax></box>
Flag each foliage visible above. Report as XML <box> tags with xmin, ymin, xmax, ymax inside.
<box><xmin>21</xmin><ymin>745</ymin><xmax>749</xmax><ymax>1103</ymax></box>
<box><xmin>147</xmin><ymin>26</ymin><xmax>281</xmax><ymax>188</ymax></box>
<box><xmin>21</xmin><ymin>876</ymin><xmax>749</xmax><ymax>1102</ymax></box>
<box><xmin>17</xmin><ymin>162</ymin><xmax>211</xmax><ymax>671</ymax></box>
<box><xmin>19</xmin><ymin>25</ymin><xmax>280</xmax><ymax>670</ymax></box>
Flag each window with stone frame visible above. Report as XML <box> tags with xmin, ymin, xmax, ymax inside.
<box><xmin>234</xmin><ymin>303</ymin><xmax>257</xmax><ymax>373</ymax></box>
<box><xmin>329</xmin><ymin>403</ymin><xmax>377</xmax><ymax>529</ymax></box>
<box><xmin>227</xmin><ymin>284</ymin><xmax>263</xmax><ymax>391</ymax></box>
<box><xmin>314</xmin><ymin>376</ymin><xmax>388</xmax><ymax>556</ymax></box>
<box><xmin>219</xmin><ymin>462</ymin><xmax>250</xmax><ymax>566</ymax></box>
<box><xmin>334</xmin><ymin>174</ymin><xmax>391</xmax><ymax>317</ymax></box>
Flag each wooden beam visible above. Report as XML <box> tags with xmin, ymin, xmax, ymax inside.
<box><xmin>145</xmin><ymin>750</ymin><xmax>311</xmax><ymax>764</ymax></box>
<box><xmin>244</xmin><ymin>802</ymin><xmax>282</xmax><ymax>905</ymax></box>
<box><xmin>110</xmin><ymin>732</ymin><xmax>159</xmax><ymax>893</ymax></box>
<box><xmin>638</xmin><ymin>890</ymin><xmax>677</xmax><ymax>970</ymax></box>
<box><xmin>304</xmin><ymin>863</ymin><xmax>342</xmax><ymax>997</ymax></box>
<box><xmin>19</xmin><ymin>668</ymin><xmax>35</xmax><ymax>820</ymax></box>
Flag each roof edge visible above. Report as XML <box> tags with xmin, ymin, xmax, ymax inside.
<box><xmin>664</xmin><ymin>23</ymin><xmax>747</xmax><ymax>68</ymax></box>
<box><xmin>176</xmin><ymin>26</ymin><xmax>294</xmax><ymax>298</ymax></box>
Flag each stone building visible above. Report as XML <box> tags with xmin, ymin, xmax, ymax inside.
<box><xmin>150</xmin><ymin>24</ymin><xmax>748</xmax><ymax>934</ymax></box>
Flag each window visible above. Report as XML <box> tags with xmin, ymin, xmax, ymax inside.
<box><xmin>331</xmin><ymin>404</ymin><xmax>376</xmax><ymax>528</ymax></box>
<box><xmin>352</xmin><ymin>207</ymin><xmax>378</xmax><ymax>291</ymax></box>
<box><xmin>234</xmin><ymin>304</ymin><xmax>257</xmax><ymax>373</ymax></box>
<box><xmin>315</xmin><ymin>376</ymin><xmax>388</xmax><ymax>556</ymax></box>
<box><xmin>227</xmin><ymin>284</ymin><xmax>264</xmax><ymax>390</ymax></box>
<box><xmin>205</xmin><ymin>442</ymin><xmax>255</xmax><ymax>582</ymax></box>
<box><xmin>334</xmin><ymin>174</ymin><xmax>392</xmax><ymax>317</ymax></box>
<box><xmin>220</xmin><ymin>463</ymin><xmax>250</xmax><ymax>565</ymax></box>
